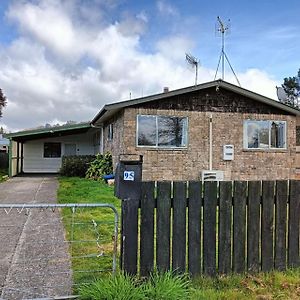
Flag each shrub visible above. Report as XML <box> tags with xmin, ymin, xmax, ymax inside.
<box><xmin>85</xmin><ymin>152</ymin><xmax>113</xmax><ymax>180</ymax></box>
<box><xmin>60</xmin><ymin>155</ymin><xmax>96</xmax><ymax>177</ymax></box>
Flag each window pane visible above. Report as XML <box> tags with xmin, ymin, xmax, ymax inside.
<box><xmin>271</xmin><ymin>121</ymin><xmax>285</xmax><ymax>148</ymax></box>
<box><xmin>44</xmin><ymin>143</ymin><xmax>61</xmax><ymax>158</ymax></box>
<box><xmin>158</xmin><ymin>116</ymin><xmax>187</xmax><ymax>147</ymax></box>
<box><xmin>137</xmin><ymin>115</ymin><xmax>156</xmax><ymax>146</ymax></box>
<box><xmin>247</xmin><ymin>121</ymin><xmax>269</xmax><ymax>148</ymax></box>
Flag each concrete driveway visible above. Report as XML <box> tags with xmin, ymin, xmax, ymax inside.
<box><xmin>0</xmin><ymin>176</ymin><xmax>72</xmax><ymax>299</ymax></box>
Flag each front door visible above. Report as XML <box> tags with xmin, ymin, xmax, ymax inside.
<box><xmin>64</xmin><ymin>144</ymin><xmax>76</xmax><ymax>156</ymax></box>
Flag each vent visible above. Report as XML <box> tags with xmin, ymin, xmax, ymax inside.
<box><xmin>163</xmin><ymin>87</ymin><xmax>169</xmax><ymax>93</ymax></box>
<box><xmin>201</xmin><ymin>170</ymin><xmax>224</xmax><ymax>182</ymax></box>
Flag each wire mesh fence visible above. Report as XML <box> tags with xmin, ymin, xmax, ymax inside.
<box><xmin>0</xmin><ymin>203</ymin><xmax>119</xmax><ymax>300</ymax></box>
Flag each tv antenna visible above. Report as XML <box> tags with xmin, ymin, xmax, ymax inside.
<box><xmin>186</xmin><ymin>53</ymin><xmax>200</xmax><ymax>85</ymax></box>
<box><xmin>214</xmin><ymin>16</ymin><xmax>241</xmax><ymax>86</ymax></box>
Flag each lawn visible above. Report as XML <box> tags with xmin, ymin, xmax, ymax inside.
<box><xmin>57</xmin><ymin>177</ymin><xmax>121</xmax><ymax>288</ymax></box>
<box><xmin>58</xmin><ymin>177</ymin><xmax>300</xmax><ymax>299</ymax></box>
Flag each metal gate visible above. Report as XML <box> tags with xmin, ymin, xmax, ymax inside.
<box><xmin>0</xmin><ymin>203</ymin><xmax>119</xmax><ymax>300</ymax></box>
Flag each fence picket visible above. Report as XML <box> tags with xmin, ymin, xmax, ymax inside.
<box><xmin>288</xmin><ymin>181</ymin><xmax>300</xmax><ymax>268</ymax></box>
<box><xmin>140</xmin><ymin>181</ymin><xmax>155</xmax><ymax>276</ymax></box>
<box><xmin>121</xmin><ymin>198</ymin><xmax>139</xmax><ymax>275</ymax></box>
<box><xmin>156</xmin><ymin>181</ymin><xmax>172</xmax><ymax>272</ymax></box>
<box><xmin>233</xmin><ymin>181</ymin><xmax>247</xmax><ymax>273</ymax></box>
<box><xmin>188</xmin><ymin>181</ymin><xmax>202</xmax><ymax>275</ymax></box>
<box><xmin>261</xmin><ymin>181</ymin><xmax>275</xmax><ymax>272</ymax></box>
<box><xmin>203</xmin><ymin>181</ymin><xmax>217</xmax><ymax>276</ymax></box>
<box><xmin>172</xmin><ymin>182</ymin><xmax>187</xmax><ymax>273</ymax></box>
<box><xmin>218</xmin><ymin>181</ymin><xmax>232</xmax><ymax>274</ymax></box>
<box><xmin>275</xmin><ymin>180</ymin><xmax>287</xmax><ymax>271</ymax></box>
<box><xmin>247</xmin><ymin>181</ymin><xmax>261</xmax><ymax>272</ymax></box>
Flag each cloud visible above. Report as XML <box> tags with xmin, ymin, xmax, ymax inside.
<box><xmin>0</xmin><ymin>0</ymin><xmax>280</xmax><ymax>132</ymax></box>
<box><xmin>156</xmin><ymin>1</ymin><xmax>178</xmax><ymax>17</ymax></box>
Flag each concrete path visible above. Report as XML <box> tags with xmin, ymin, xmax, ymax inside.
<box><xmin>0</xmin><ymin>176</ymin><xmax>73</xmax><ymax>300</ymax></box>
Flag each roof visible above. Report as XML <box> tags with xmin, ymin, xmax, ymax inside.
<box><xmin>6</xmin><ymin>122</ymin><xmax>92</xmax><ymax>142</ymax></box>
<box><xmin>92</xmin><ymin>79</ymin><xmax>300</xmax><ymax>124</ymax></box>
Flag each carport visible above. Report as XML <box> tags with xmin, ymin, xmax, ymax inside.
<box><xmin>6</xmin><ymin>122</ymin><xmax>99</xmax><ymax>176</ymax></box>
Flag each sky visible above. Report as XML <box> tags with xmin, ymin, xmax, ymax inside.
<box><xmin>0</xmin><ymin>0</ymin><xmax>299</xmax><ymax>132</ymax></box>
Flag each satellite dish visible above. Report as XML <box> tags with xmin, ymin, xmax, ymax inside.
<box><xmin>276</xmin><ymin>86</ymin><xmax>288</xmax><ymax>103</ymax></box>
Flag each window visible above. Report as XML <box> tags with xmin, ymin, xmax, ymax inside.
<box><xmin>137</xmin><ymin>115</ymin><xmax>188</xmax><ymax>148</ymax></box>
<box><xmin>244</xmin><ymin>120</ymin><xmax>286</xmax><ymax>149</ymax></box>
<box><xmin>108</xmin><ymin>123</ymin><xmax>113</xmax><ymax>141</ymax></box>
<box><xmin>44</xmin><ymin>142</ymin><xmax>61</xmax><ymax>158</ymax></box>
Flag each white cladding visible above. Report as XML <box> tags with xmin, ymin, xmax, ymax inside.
<box><xmin>23</xmin><ymin>131</ymin><xmax>97</xmax><ymax>173</ymax></box>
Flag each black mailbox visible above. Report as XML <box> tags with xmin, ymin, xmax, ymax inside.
<box><xmin>115</xmin><ymin>155</ymin><xmax>143</xmax><ymax>200</ymax></box>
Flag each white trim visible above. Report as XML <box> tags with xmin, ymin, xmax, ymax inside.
<box><xmin>243</xmin><ymin>120</ymin><xmax>287</xmax><ymax>150</ymax></box>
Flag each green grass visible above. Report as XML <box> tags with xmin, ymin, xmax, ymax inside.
<box><xmin>58</xmin><ymin>177</ymin><xmax>300</xmax><ymax>299</ymax></box>
<box><xmin>57</xmin><ymin>177</ymin><xmax>121</xmax><ymax>287</ymax></box>
<box><xmin>79</xmin><ymin>271</ymin><xmax>190</xmax><ymax>300</ymax></box>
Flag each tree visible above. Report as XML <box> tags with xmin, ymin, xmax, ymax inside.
<box><xmin>0</xmin><ymin>88</ymin><xmax>7</xmax><ymax>118</ymax></box>
<box><xmin>281</xmin><ymin>69</ymin><xmax>300</xmax><ymax>107</ymax></box>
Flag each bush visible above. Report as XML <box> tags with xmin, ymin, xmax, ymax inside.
<box><xmin>85</xmin><ymin>152</ymin><xmax>113</xmax><ymax>180</ymax></box>
<box><xmin>60</xmin><ymin>155</ymin><xmax>96</xmax><ymax>177</ymax></box>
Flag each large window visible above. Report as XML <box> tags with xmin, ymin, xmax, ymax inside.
<box><xmin>137</xmin><ymin>115</ymin><xmax>188</xmax><ymax>148</ymax></box>
<box><xmin>244</xmin><ymin>120</ymin><xmax>286</xmax><ymax>149</ymax></box>
<box><xmin>44</xmin><ymin>142</ymin><xmax>61</xmax><ymax>158</ymax></box>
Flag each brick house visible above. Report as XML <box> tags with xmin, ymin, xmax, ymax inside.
<box><xmin>92</xmin><ymin>79</ymin><xmax>300</xmax><ymax>181</ymax></box>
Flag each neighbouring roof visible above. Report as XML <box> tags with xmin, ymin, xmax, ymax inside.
<box><xmin>6</xmin><ymin>122</ymin><xmax>92</xmax><ymax>142</ymax></box>
<box><xmin>92</xmin><ymin>79</ymin><xmax>300</xmax><ymax>124</ymax></box>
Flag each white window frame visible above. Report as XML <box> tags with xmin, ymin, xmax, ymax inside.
<box><xmin>108</xmin><ymin>123</ymin><xmax>113</xmax><ymax>141</ymax></box>
<box><xmin>243</xmin><ymin>120</ymin><xmax>287</xmax><ymax>150</ymax></box>
<box><xmin>136</xmin><ymin>114</ymin><xmax>188</xmax><ymax>149</ymax></box>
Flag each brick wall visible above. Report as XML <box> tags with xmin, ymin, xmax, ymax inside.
<box><xmin>102</xmin><ymin>89</ymin><xmax>297</xmax><ymax>181</ymax></box>
<box><xmin>110</xmin><ymin>108</ymin><xmax>296</xmax><ymax>181</ymax></box>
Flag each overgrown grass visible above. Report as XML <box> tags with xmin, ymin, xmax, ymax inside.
<box><xmin>79</xmin><ymin>271</ymin><xmax>190</xmax><ymax>300</ymax></box>
<box><xmin>58</xmin><ymin>177</ymin><xmax>300</xmax><ymax>299</ymax></box>
<box><xmin>57</xmin><ymin>177</ymin><xmax>121</xmax><ymax>287</ymax></box>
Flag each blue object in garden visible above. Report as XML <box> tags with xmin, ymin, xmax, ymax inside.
<box><xmin>103</xmin><ymin>174</ymin><xmax>114</xmax><ymax>181</ymax></box>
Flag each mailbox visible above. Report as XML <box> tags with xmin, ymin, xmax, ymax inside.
<box><xmin>115</xmin><ymin>155</ymin><xmax>143</xmax><ymax>200</ymax></box>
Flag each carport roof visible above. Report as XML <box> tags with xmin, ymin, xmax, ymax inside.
<box><xmin>6</xmin><ymin>122</ymin><xmax>92</xmax><ymax>142</ymax></box>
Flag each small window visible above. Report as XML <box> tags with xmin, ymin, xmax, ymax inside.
<box><xmin>108</xmin><ymin>123</ymin><xmax>113</xmax><ymax>141</ymax></box>
<box><xmin>244</xmin><ymin>120</ymin><xmax>286</xmax><ymax>149</ymax></box>
<box><xmin>137</xmin><ymin>115</ymin><xmax>188</xmax><ymax>148</ymax></box>
<box><xmin>296</xmin><ymin>126</ymin><xmax>300</xmax><ymax>146</ymax></box>
<box><xmin>44</xmin><ymin>142</ymin><xmax>61</xmax><ymax>158</ymax></box>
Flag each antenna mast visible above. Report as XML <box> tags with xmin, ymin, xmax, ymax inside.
<box><xmin>186</xmin><ymin>53</ymin><xmax>199</xmax><ymax>85</ymax></box>
<box><xmin>214</xmin><ymin>16</ymin><xmax>241</xmax><ymax>86</ymax></box>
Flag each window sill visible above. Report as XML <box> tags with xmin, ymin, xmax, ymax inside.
<box><xmin>136</xmin><ymin>146</ymin><xmax>188</xmax><ymax>151</ymax></box>
<box><xmin>243</xmin><ymin>148</ymin><xmax>287</xmax><ymax>153</ymax></box>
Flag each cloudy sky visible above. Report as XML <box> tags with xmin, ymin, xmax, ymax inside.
<box><xmin>0</xmin><ymin>0</ymin><xmax>299</xmax><ymax>132</ymax></box>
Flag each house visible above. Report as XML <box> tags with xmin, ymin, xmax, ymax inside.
<box><xmin>92</xmin><ymin>79</ymin><xmax>300</xmax><ymax>181</ymax></box>
<box><xmin>0</xmin><ymin>134</ymin><xmax>9</xmax><ymax>153</ymax></box>
<box><xmin>6</xmin><ymin>122</ymin><xmax>101</xmax><ymax>176</ymax></box>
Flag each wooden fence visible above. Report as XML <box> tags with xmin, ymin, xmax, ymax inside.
<box><xmin>120</xmin><ymin>180</ymin><xmax>300</xmax><ymax>276</ymax></box>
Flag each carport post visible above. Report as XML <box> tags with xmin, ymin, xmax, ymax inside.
<box><xmin>8</xmin><ymin>138</ymin><xmax>12</xmax><ymax>177</ymax></box>
<box><xmin>20</xmin><ymin>142</ymin><xmax>24</xmax><ymax>173</ymax></box>
<box><xmin>16</xmin><ymin>142</ymin><xmax>19</xmax><ymax>174</ymax></box>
